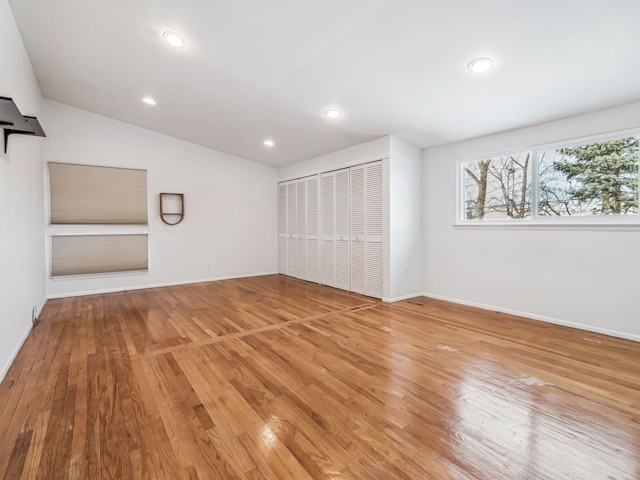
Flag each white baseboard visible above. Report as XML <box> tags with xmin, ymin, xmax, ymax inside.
<box><xmin>46</xmin><ymin>271</ymin><xmax>280</xmax><ymax>299</ymax></box>
<box><xmin>0</xmin><ymin>294</ymin><xmax>48</xmax><ymax>383</ymax></box>
<box><xmin>0</xmin><ymin>323</ymin><xmax>32</xmax><ymax>384</ymax></box>
<box><xmin>35</xmin><ymin>297</ymin><xmax>47</xmax><ymax>319</ymax></box>
<box><xmin>422</xmin><ymin>292</ymin><xmax>640</xmax><ymax>343</ymax></box>
<box><xmin>382</xmin><ymin>292</ymin><xmax>424</xmax><ymax>303</ymax></box>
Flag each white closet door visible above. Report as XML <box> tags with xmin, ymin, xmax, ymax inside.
<box><xmin>296</xmin><ymin>180</ymin><xmax>307</xmax><ymax>279</ymax></box>
<box><xmin>350</xmin><ymin>165</ymin><xmax>366</xmax><ymax>295</ymax></box>
<box><xmin>286</xmin><ymin>183</ymin><xmax>297</xmax><ymax>276</ymax></box>
<box><xmin>278</xmin><ymin>183</ymin><xmax>287</xmax><ymax>274</ymax></box>
<box><xmin>334</xmin><ymin>169</ymin><xmax>350</xmax><ymax>291</ymax></box>
<box><xmin>285</xmin><ymin>162</ymin><xmax>383</xmax><ymax>297</ymax></box>
<box><xmin>321</xmin><ymin>173</ymin><xmax>335</xmax><ymax>287</ymax></box>
<box><xmin>365</xmin><ymin>162</ymin><xmax>384</xmax><ymax>298</ymax></box>
<box><xmin>306</xmin><ymin>176</ymin><xmax>320</xmax><ymax>283</ymax></box>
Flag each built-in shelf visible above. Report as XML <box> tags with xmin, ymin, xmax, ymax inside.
<box><xmin>160</xmin><ymin>192</ymin><xmax>185</xmax><ymax>225</ymax></box>
<box><xmin>0</xmin><ymin>96</ymin><xmax>29</xmax><ymax>128</ymax></box>
<box><xmin>0</xmin><ymin>96</ymin><xmax>46</xmax><ymax>153</ymax></box>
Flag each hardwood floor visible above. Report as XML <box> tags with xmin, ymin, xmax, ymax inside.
<box><xmin>1</xmin><ymin>275</ymin><xmax>639</xmax><ymax>479</ymax></box>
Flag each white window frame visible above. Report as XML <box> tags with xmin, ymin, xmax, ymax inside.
<box><xmin>456</xmin><ymin>128</ymin><xmax>640</xmax><ymax>230</ymax></box>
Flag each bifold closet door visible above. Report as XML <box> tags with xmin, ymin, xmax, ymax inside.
<box><xmin>350</xmin><ymin>161</ymin><xmax>383</xmax><ymax>299</ymax></box>
<box><xmin>305</xmin><ymin>176</ymin><xmax>320</xmax><ymax>283</ymax></box>
<box><xmin>278</xmin><ymin>183</ymin><xmax>287</xmax><ymax>274</ymax></box>
<box><xmin>281</xmin><ymin>165</ymin><xmax>382</xmax><ymax>297</ymax></box>
<box><xmin>296</xmin><ymin>180</ymin><xmax>307</xmax><ymax>279</ymax></box>
<box><xmin>278</xmin><ymin>176</ymin><xmax>320</xmax><ymax>283</ymax></box>
<box><xmin>286</xmin><ymin>183</ymin><xmax>297</xmax><ymax>276</ymax></box>
<box><xmin>364</xmin><ymin>162</ymin><xmax>383</xmax><ymax>298</ymax></box>
<box><xmin>321</xmin><ymin>169</ymin><xmax>350</xmax><ymax>290</ymax></box>
<box><xmin>321</xmin><ymin>174</ymin><xmax>335</xmax><ymax>287</ymax></box>
<box><xmin>334</xmin><ymin>169</ymin><xmax>350</xmax><ymax>291</ymax></box>
<box><xmin>350</xmin><ymin>166</ymin><xmax>366</xmax><ymax>295</ymax></box>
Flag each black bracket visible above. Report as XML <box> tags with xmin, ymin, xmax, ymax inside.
<box><xmin>0</xmin><ymin>97</ymin><xmax>46</xmax><ymax>153</ymax></box>
<box><xmin>3</xmin><ymin>116</ymin><xmax>46</xmax><ymax>153</ymax></box>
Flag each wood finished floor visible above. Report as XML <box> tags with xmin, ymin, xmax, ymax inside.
<box><xmin>1</xmin><ymin>275</ymin><xmax>639</xmax><ymax>479</ymax></box>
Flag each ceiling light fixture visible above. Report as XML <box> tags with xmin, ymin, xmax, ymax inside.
<box><xmin>264</xmin><ymin>139</ymin><xmax>275</xmax><ymax>147</ymax></box>
<box><xmin>467</xmin><ymin>57</ymin><xmax>494</xmax><ymax>73</ymax></box>
<box><xmin>142</xmin><ymin>96</ymin><xmax>157</xmax><ymax>106</ymax></box>
<box><xmin>163</xmin><ymin>31</ymin><xmax>187</xmax><ymax>48</ymax></box>
<box><xmin>324</xmin><ymin>109</ymin><xmax>342</xmax><ymax>119</ymax></box>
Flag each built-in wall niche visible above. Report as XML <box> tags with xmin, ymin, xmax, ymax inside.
<box><xmin>0</xmin><ymin>96</ymin><xmax>46</xmax><ymax>153</ymax></box>
<box><xmin>51</xmin><ymin>234</ymin><xmax>148</xmax><ymax>276</ymax></box>
<box><xmin>48</xmin><ymin>163</ymin><xmax>149</xmax><ymax>277</ymax></box>
<box><xmin>49</xmin><ymin>163</ymin><xmax>148</xmax><ymax>224</ymax></box>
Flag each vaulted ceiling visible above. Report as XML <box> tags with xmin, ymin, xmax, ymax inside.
<box><xmin>8</xmin><ymin>0</ymin><xmax>640</xmax><ymax>166</ymax></box>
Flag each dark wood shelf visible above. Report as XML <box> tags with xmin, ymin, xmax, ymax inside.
<box><xmin>0</xmin><ymin>96</ymin><xmax>46</xmax><ymax>153</ymax></box>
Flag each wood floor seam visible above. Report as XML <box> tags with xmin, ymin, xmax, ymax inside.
<box><xmin>130</xmin><ymin>302</ymin><xmax>379</xmax><ymax>360</ymax></box>
<box><xmin>2</xmin><ymin>275</ymin><xmax>639</xmax><ymax>479</ymax></box>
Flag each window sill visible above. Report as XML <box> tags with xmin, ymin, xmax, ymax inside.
<box><xmin>51</xmin><ymin>269</ymin><xmax>149</xmax><ymax>280</ymax></box>
<box><xmin>453</xmin><ymin>220</ymin><xmax>640</xmax><ymax>231</ymax></box>
<box><xmin>48</xmin><ymin>224</ymin><xmax>149</xmax><ymax>235</ymax></box>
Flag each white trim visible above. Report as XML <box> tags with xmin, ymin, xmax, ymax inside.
<box><xmin>48</xmin><ymin>224</ymin><xmax>150</xmax><ymax>235</ymax></box>
<box><xmin>46</xmin><ymin>271</ymin><xmax>279</xmax><ymax>299</ymax></box>
<box><xmin>422</xmin><ymin>292</ymin><xmax>640</xmax><ymax>343</ymax></box>
<box><xmin>278</xmin><ymin>156</ymin><xmax>389</xmax><ymax>183</ymax></box>
<box><xmin>0</xmin><ymin>323</ymin><xmax>32</xmax><ymax>383</ymax></box>
<box><xmin>1</xmin><ymin>294</ymin><xmax>48</xmax><ymax>383</ymax></box>
<box><xmin>382</xmin><ymin>292</ymin><xmax>424</xmax><ymax>303</ymax></box>
<box><xmin>457</xmin><ymin>128</ymin><xmax>640</xmax><ymax>226</ymax></box>
<box><xmin>453</xmin><ymin>221</ymin><xmax>640</xmax><ymax>231</ymax></box>
<box><xmin>35</xmin><ymin>297</ymin><xmax>47</xmax><ymax>319</ymax></box>
<box><xmin>459</xmin><ymin>127</ymin><xmax>640</xmax><ymax>163</ymax></box>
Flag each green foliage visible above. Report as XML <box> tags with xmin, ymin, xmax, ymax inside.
<box><xmin>554</xmin><ymin>137</ymin><xmax>639</xmax><ymax>214</ymax></box>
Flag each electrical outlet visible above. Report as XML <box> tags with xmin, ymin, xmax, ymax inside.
<box><xmin>404</xmin><ymin>265</ymin><xmax>409</xmax><ymax>274</ymax></box>
<box><xmin>207</xmin><ymin>265</ymin><xmax>213</xmax><ymax>272</ymax></box>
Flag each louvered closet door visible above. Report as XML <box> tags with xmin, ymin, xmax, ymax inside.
<box><xmin>350</xmin><ymin>166</ymin><xmax>366</xmax><ymax>295</ymax></box>
<box><xmin>296</xmin><ymin>180</ymin><xmax>307</xmax><ymax>279</ymax></box>
<box><xmin>306</xmin><ymin>176</ymin><xmax>320</xmax><ymax>283</ymax></box>
<box><xmin>365</xmin><ymin>162</ymin><xmax>383</xmax><ymax>298</ymax></box>
<box><xmin>321</xmin><ymin>173</ymin><xmax>335</xmax><ymax>287</ymax></box>
<box><xmin>278</xmin><ymin>183</ymin><xmax>287</xmax><ymax>274</ymax></box>
<box><xmin>334</xmin><ymin>169</ymin><xmax>350</xmax><ymax>291</ymax></box>
<box><xmin>286</xmin><ymin>183</ymin><xmax>297</xmax><ymax>276</ymax></box>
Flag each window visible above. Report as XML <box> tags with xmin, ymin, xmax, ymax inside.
<box><xmin>538</xmin><ymin>137</ymin><xmax>638</xmax><ymax>217</ymax></box>
<box><xmin>460</xmin><ymin>133</ymin><xmax>640</xmax><ymax>224</ymax></box>
<box><xmin>464</xmin><ymin>152</ymin><xmax>531</xmax><ymax>220</ymax></box>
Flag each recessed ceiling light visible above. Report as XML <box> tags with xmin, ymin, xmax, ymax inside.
<box><xmin>264</xmin><ymin>139</ymin><xmax>275</xmax><ymax>147</ymax></box>
<box><xmin>467</xmin><ymin>57</ymin><xmax>494</xmax><ymax>73</ymax></box>
<box><xmin>163</xmin><ymin>31</ymin><xmax>187</xmax><ymax>48</ymax></box>
<box><xmin>142</xmin><ymin>96</ymin><xmax>157</xmax><ymax>106</ymax></box>
<box><xmin>324</xmin><ymin>109</ymin><xmax>342</xmax><ymax>119</ymax></box>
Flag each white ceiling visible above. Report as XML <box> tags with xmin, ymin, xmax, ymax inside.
<box><xmin>8</xmin><ymin>0</ymin><xmax>640</xmax><ymax>167</ymax></box>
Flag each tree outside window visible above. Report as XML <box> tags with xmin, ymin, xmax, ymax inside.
<box><xmin>538</xmin><ymin>136</ymin><xmax>639</xmax><ymax>216</ymax></box>
<box><xmin>462</xmin><ymin>135</ymin><xmax>639</xmax><ymax>221</ymax></box>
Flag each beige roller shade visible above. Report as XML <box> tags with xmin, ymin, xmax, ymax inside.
<box><xmin>49</xmin><ymin>163</ymin><xmax>148</xmax><ymax>224</ymax></box>
<box><xmin>51</xmin><ymin>235</ymin><xmax>148</xmax><ymax>276</ymax></box>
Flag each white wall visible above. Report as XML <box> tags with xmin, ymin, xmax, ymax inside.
<box><xmin>277</xmin><ymin>135</ymin><xmax>423</xmax><ymax>301</ymax></box>
<box><xmin>388</xmin><ymin>137</ymin><xmax>422</xmax><ymax>300</ymax></box>
<box><xmin>278</xmin><ymin>136</ymin><xmax>390</xmax><ymax>181</ymax></box>
<box><xmin>0</xmin><ymin>0</ymin><xmax>47</xmax><ymax>380</ymax></box>
<box><xmin>44</xmin><ymin>101</ymin><xmax>278</xmax><ymax>297</ymax></box>
<box><xmin>423</xmin><ymin>101</ymin><xmax>640</xmax><ymax>341</ymax></box>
